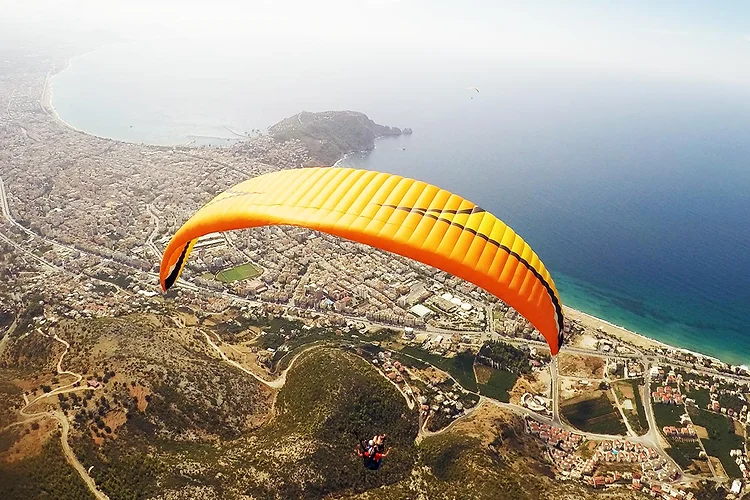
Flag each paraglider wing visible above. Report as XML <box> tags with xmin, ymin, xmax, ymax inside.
<box><xmin>467</xmin><ymin>87</ymin><xmax>480</xmax><ymax>93</ymax></box>
<box><xmin>159</xmin><ymin>167</ymin><xmax>564</xmax><ymax>354</ymax></box>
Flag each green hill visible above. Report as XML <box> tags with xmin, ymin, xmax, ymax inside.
<box><xmin>235</xmin><ymin>348</ymin><xmax>419</xmax><ymax>499</ymax></box>
<box><xmin>1</xmin><ymin>313</ymin><xmax>649</xmax><ymax>500</ymax></box>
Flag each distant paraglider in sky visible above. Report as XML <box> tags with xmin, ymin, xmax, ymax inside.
<box><xmin>467</xmin><ymin>87</ymin><xmax>480</xmax><ymax>99</ymax></box>
<box><xmin>159</xmin><ymin>167</ymin><xmax>565</xmax><ymax>354</ymax></box>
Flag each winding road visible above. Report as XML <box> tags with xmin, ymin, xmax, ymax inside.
<box><xmin>0</xmin><ymin>169</ymin><xmax>735</xmax><ymax>487</ymax></box>
<box><xmin>198</xmin><ymin>321</ymin><xmax>418</xmax><ymax>411</ymax></box>
<box><xmin>202</xmin><ymin>330</ymin><xmax>314</xmax><ymax>390</ymax></box>
<box><xmin>550</xmin><ymin>356</ymin><xmax>560</xmax><ymax>424</ymax></box>
<box><xmin>9</xmin><ymin>330</ymin><xmax>109</xmax><ymax>500</ymax></box>
<box><xmin>145</xmin><ymin>204</ymin><xmax>161</xmax><ymax>258</ymax></box>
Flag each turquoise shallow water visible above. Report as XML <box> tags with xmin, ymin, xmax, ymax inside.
<box><xmin>52</xmin><ymin>42</ymin><xmax>750</xmax><ymax>365</ymax></box>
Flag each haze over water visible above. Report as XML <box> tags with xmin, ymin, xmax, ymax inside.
<box><xmin>53</xmin><ymin>40</ymin><xmax>750</xmax><ymax>365</ymax></box>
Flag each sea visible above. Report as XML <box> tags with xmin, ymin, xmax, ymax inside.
<box><xmin>51</xmin><ymin>39</ymin><xmax>750</xmax><ymax>365</ymax></box>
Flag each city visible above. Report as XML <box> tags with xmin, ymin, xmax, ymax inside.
<box><xmin>1</xmin><ymin>38</ymin><xmax>748</xmax><ymax>500</ymax></box>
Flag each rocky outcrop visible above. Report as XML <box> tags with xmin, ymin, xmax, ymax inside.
<box><xmin>269</xmin><ymin>111</ymin><xmax>410</xmax><ymax>165</ymax></box>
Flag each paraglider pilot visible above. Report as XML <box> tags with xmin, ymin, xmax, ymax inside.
<box><xmin>356</xmin><ymin>434</ymin><xmax>391</xmax><ymax>470</ymax></box>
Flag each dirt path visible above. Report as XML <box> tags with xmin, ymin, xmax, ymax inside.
<box><xmin>0</xmin><ymin>316</ymin><xmax>17</xmax><ymax>356</ymax></box>
<box><xmin>202</xmin><ymin>328</ymin><xmax>417</xmax><ymax>412</ymax></box>
<box><xmin>203</xmin><ymin>331</ymin><xmax>318</xmax><ymax>390</ymax></box>
<box><xmin>11</xmin><ymin>330</ymin><xmax>109</xmax><ymax>500</ymax></box>
<box><xmin>610</xmin><ymin>385</ymin><xmax>637</xmax><ymax>437</ymax></box>
<box><xmin>57</xmin><ymin>409</ymin><xmax>108</xmax><ymax>500</ymax></box>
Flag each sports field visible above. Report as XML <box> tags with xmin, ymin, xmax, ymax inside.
<box><xmin>216</xmin><ymin>262</ymin><xmax>262</xmax><ymax>283</ymax></box>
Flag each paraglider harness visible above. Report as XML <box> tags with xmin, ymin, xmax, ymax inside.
<box><xmin>362</xmin><ymin>442</ymin><xmax>381</xmax><ymax>471</ymax></box>
<box><xmin>355</xmin><ymin>432</ymin><xmax>383</xmax><ymax>471</ymax></box>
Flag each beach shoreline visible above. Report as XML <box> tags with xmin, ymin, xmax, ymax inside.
<box><xmin>562</xmin><ymin>306</ymin><xmax>723</xmax><ymax>363</ymax></box>
<box><xmin>41</xmin><ymin>55</ymin><xmax>109</xmax><ymax>139</ymax></box>
<box><xmin>41</xmin><ymin>48</ymin><xmax>237</xmax><ymax>148</ymax></box>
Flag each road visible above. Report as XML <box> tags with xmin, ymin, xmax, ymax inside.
<box><xmin>610</xmin><ymin>385</ymin><xmax>636</xmax><ymax>437</ymax></box>
<box><xmin>202</xmin><ymin>328</ymin><xmax>319</xmax><ymax>390</ymax></box>
<box><xmin>145</xmin><ymin>204</ymin><xmax>161</xmax><ymax>258</ymax></box>
<box><xmin>1</xmin><ymin>174</ymin><xmax>145</xmax><ymax>287</ymax></box>
<box><xmin>57</xmin><ymin>409</ymin><xmax>109</xmax><ymax>500</ymax></box>
<box><xmin>0</xmin><ymin>172</ymin><xmax>737</xmax><ymax>485</ymax></box>
<box><xmin>203</xmin><ymin>331</ymin><xmax>285</xmax><ymax>389</ymax></box>
<box><xmin>550</xmin><ymin>356</ymin><xmax>561</xmax><ymax>424</ymax></box>
<box><xmin>640</xmin><ymin>363</ymin><xmax>661</xmax><ymax>448</ymax></box>
<box><xmin>0</xmin><ymin>317</ymin><xmax>17</xmax><ymax>356</ymax></box>
<box><xmin>0</xmin><ymin>176</ymin><xmax>10</xmax><ymax>215</ymax></box>
<box><xmin>418</xmin><ymin>395</ymin><xmax>486</xmax><ymax>440</ymax></box>
<box><xmin>0</xmin><ymin>175</ymin><xmax>68</xmax><ymax>270</ymax></box>
<box><xmin>0</xmin><ymin>177</ymin><xmax>59</xmax><ymax>269</ymax></box>
<box><xmin>201</xmin><ymin>326</ymin><xmax>423</xmax><ymax>409</ymax></box>
<box><xmin>12</xmin><ymin>330</ymin><xmax>109</xmax><ymax>500</ymax></box>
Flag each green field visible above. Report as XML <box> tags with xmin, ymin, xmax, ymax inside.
<box><xmin>653</xmin><ymin>403</ymin><xmax>685</xmax><ymax>428</ymax></box>
<box><xmin>717</xmin><ymin>393</ymin><xmax>747</xmax><ymax>415</ymax></box>
<box><xmin>689</xmin><ymin>408</ymin><xmax>744</xmax><ymax>478</ymax></box>
<box><xmin>666</xmin><ymin>441</ymin><xmax>703</xmax><ymax>468</ymax></box>
<box><xmin>477</xmin><ymin>367</ymin><xmax>518</xmax><ymax>403</ymax></box>
<box><xmin>215</xmin><ymin>262</ymin><xmax>262</xmax><ymax>283</ymax></box>
<box><xmin>561</xmin><ymin>393</ymin><xmax>627</xmax><ymax>435</ymax></box>
<box><xmin>399</xmin><ymin>347</ymin><xmax>478</xmax><ymax>392</ymax></box>
<box><xmin>615</xmin><ymin>379</ymin><xmax>648</xmax><ymax>435</ymax></box>
<box><xmin>630</xmin><ymin>380</ymin><xmax>649</xmax><ymax>432</ymax></box>
<box><xmin>684</xmin><ymin>387</ymin><xmax>711</xmax><ymax>409</ymax></box>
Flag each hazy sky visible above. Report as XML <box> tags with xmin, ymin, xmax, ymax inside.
<box><xmin>3</xmin><ymin>0</ymin><xmax>750</xmax><ymax>84</ymax></box>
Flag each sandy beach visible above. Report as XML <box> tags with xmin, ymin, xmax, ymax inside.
<box><xmin>563</xmin><ymin>306</ymin><xmax>722</xmax><ymax>363</ymax></box>
<box><xmin>564</xmin><ymin>306</ymin><xmax>667</xmax><ymax>350</ymax></box>
<box><xmin>41</xmin><ymin>56</ymin><xmax>113</xmax><ymax>139</ymax></box>
<box><xmin>41</xmin><ymin>59</ymin><xmax>83</xmax><ymax>132</ymax></box>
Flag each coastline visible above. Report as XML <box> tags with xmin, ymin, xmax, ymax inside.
<box><xmin>562</xmin><ymin>306</ymin><xmax>721</xmax><ymax>363</ymax></box>
<box><xmin>41</xmin><ymin>57</ymin><xmax>97</xmax><ymax>137</ymax></box>
<box><xmin>332</xmin><ymin>148</ymin><xmax>370</xmax><ymax>167</ymax></box>
<box><xmin>41</xmin><ymin>48</ymin><xmax>235</xmax><ymax>148</ymax></box>
<box><xmin>336</xmin><ymin>147</ymin><xmax>729</xmax><ymax>366</ymax></box>
<box><xmin>44</xmin><ymin>61</ymin><xmax>732</xmax><ymax>369</ymax></box>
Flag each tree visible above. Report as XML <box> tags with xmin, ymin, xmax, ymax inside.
<box><xmin>477</xmin><ymin>341</ymin><xmax>532</xmax><ymax>374</ymax></box>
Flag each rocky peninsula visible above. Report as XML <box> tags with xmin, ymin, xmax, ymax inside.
<box><xmin>269</xmin><ymin>110</ymin><xmax>410</xmax><ymax>165</ymax></box>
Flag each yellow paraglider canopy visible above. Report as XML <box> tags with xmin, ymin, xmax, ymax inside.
<box><xmin>160</xmin><ymin>167</ymin><xmax>564</xmax><ymax>354</ymax></box>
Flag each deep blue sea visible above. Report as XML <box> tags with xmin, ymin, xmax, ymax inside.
<box><xmin>52</xmin><ymin>40</ymin><xmax>750</xmax><ymax>365</ymax></box>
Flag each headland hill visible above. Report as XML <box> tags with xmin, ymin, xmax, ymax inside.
<box><xmin>0</xmin><ymin>37</ymin><xmax>746</xmax><ymax>499</ymax></box>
